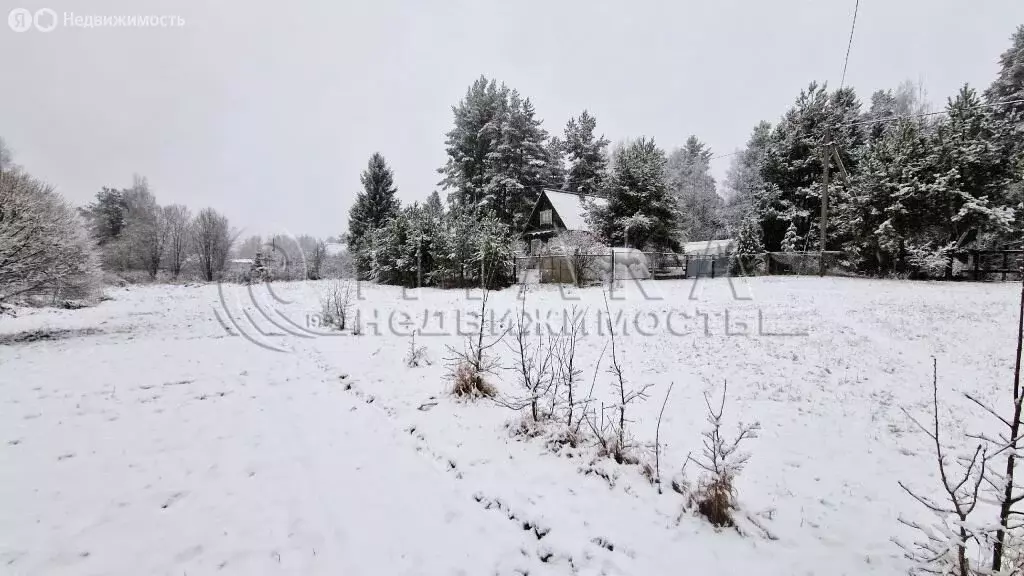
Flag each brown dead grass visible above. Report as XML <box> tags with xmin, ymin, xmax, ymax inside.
<box><xmin>693</xmin><ymin>476</ymin><xmax>736</xmax><ymax>528</ymax></box>
<box><xmin>450</xmin><ymin>363</ymin><xmax>496</xmax><ymax>399</ymax></box>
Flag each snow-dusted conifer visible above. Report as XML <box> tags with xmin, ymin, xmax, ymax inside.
<box><xmin>667</xmin><ymin>136</ymin><xmax>722</xmax><ymax>242</ymax></box>
<box><xmin>564</xmin><ymin>110</ymin><xmax>610</xmax><ymax>197</ymax></box>
<box><xmin>590</xmin><ymin>138</ymin><xmax>676</xmax><ymax>250</ymax></box>
<box><xmin>779</xmin><ymin>222</ymin><xmax>799</xmax><ymax>253</ymax></box>
<box><xmin>349</xmin><ymin>153</ymin><xmax>401</xmax><ymax>279</ymax></box>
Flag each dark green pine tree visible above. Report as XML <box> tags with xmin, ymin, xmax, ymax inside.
<box><xmin>481</xmin><ymin>91</ymin><xmax>551</xmax><ymax>228</ymax></box>
<box><xmin>424</xmin><ymin>190</ymin><xmax>445</xmax><ymax>219</ymax></box>
<box><xmin>79</xmin><ymin>187</ymin><xmax>129</xmax><ymax>245</ymax></box>
<box><xmin>564</xmin><ymin>110</ymin><xmax>610</xmax><ymax>197</ymax></box>
<box><xmin>846</xmin><ymin>117</ymin><xmax>936</xmax><ymax>273</ymax></box>
<box><xmin>985</xmin><ymin>25</ymin><xmax>1024</xmax><ymax>241</ymax></box>
<box><xmin>667</xmin><ymin>135</ymin><xmax>722</xmax><ymax>242</ymax></box>
<box><xmin>759</xmin><ymin>82</ymin><xmax>864</xmax><ymax>251</ymax></box>
<box><xmin>591</xmin><ymin>138</ymin><xmax>677</xmax><ymax>250</ymax></box>
<box><xmin>542</xmin><ymin>136</ymin><xmax>567</xmax><ymax>190</ymax></box>
<box><xmin>348</xmin><ymin>153</ymin><xmax>401</xmax><ymax>278</ymax></box>
<box><xmin>721</xmin><ymin>121</ymin><xmax>772</xmax><ymax>232</ymax></box>
<box><xmin>735</xmin><ymin>216</ymin><xmax>764</xmax><ymax>254</ymax></box>
<box><xmin>438</xmin><ymin>76</ymin><xmax>508</xmax><ymax>211</ymax></box>
<box><xmin>986</xmin><ymin>25</ymin><xmax>1024</xmax><ymax>126</ymax></box>
<box><xmin>928</xmin><ymin>85</ymin><xmax>1015</xmax><ymax>249</ymax></box>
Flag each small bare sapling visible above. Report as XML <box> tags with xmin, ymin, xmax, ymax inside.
<box><xmin>687</xmin><ymin>381</ymin><xmax>760</xmax><ymax>528</ymax></box>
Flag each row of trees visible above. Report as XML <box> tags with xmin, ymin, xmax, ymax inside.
<box><xmin>80</xmin><ymin>181</ymin><xmax>350</xmax><ymax>284</ymax></box>
<box><xmin>78</xmin><ymin>178</ymin><xmax>233</xmax><ymax>282</ymax></box>
<box><xmin>435</xmin><ymin>76</ymin><xmax>721</xmax><ymax>251</ymax></box>
<box><xmin>352</xmin><ymin>25</ymin><xmax>1024</xmax><ymax>285</ymax></box>
<box><xmin>723</xmin><ymin>25</ymin><xmax>1024</xmax><ymax>276</ymax></box>
<box><xmin>348</xmin><ymin>154</ymin><xmax>515</xmax><ymax>288</ymax></box>
<box><xmin>348</xmin><ymin>76</ymin><xmax>724</xmax><ymax>287</ymax></box>
<box><xmin>234</xmin><ymin>233</ymin><xmax>350</xmax><ymax>281</ymax></box>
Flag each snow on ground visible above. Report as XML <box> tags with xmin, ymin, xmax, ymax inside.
<box><xmin>0</xmin><ymin>276</ymin><xmax>1018</xmax><ymax>575</ymax></box>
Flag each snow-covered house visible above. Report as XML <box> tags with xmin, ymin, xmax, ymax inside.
<box><xmin>227</xmin><ymin>258</ymin><xmax>254</xmax><ymax>274</ymax></box>
<box><xmin>681</xmin><ymin>239</ymin><xmax>734</xmax><ymax>256</ymax></box>
<box><xmin>324</xmin><ymin>241</ymin><xmax>347</xmax><ymax>257</ymax></box>
<box><xmin>520</xmin><ymin>189</ymin><xmax>607</xmax><ymax>254</ymax></box>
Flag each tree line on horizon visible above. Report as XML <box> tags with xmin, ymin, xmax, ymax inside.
<box><xmin>3</xmin><ymin>25</ymin><xmax>1022</xmax><ymax>304</ymax></box>
<box><xmin>349</xmin><ymin>24</ymin><xmax>1024</xmax><ymax>284</ymax></box>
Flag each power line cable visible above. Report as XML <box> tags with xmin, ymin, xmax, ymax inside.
<box><xmin>839</xmin><ymin>0</ymin><xmax>860</xmax><ymax>90</ymax></box>
<box><xmin>835</xmin><ymin>97</ymin><xmax>1024</xmax><ymax>129</ymax></box>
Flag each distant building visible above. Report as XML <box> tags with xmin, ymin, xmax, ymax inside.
<box><xmin>521</xmin><ymin>189</ymin><xmax>607</xmax><ymax>254</ymax></box>
<box><xmin>681</xmin><ymin>239</ymin><xmax>734</xmax><ymax>256</ymax></box>
<box><xmin>227</xmin><ymin>258</ymin><xmax>254</xmax><ymax>274</ymax></box>
<box><xmin>324</xmin><ymin>242</ymin><xmax>347</xmax><ymax>257</ymax></box>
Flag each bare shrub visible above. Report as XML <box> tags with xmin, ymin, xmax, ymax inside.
<box><xmin>0</xmin><ymin>169</ymin><xmax>101</xmax><ymax>304</ymax></box>
<box><xmin>687</xmin><ymin>381</ymin><xmax>760</xmax><ymax>528</ymax></box>
<box><xmin>894</xmin><ymin>278</ymin><xmax>1024</xmax><ymax>575</ymax></box>
<box><xmin>557</xmin><ymin>306</ymin><xmax>589</xmax><ymax>434</ymax></box>
<box><xmin>498</xmin><ymin>294</ymin><xmax>561</xmax><ymax>421</ymax></box>
<box><xmin>320</xmin><ymin>279</ymin><xmax>354</xmax><ymax>330</ymax></box>
<box><xmin>445</xmin><ymin>281</ymin><xmax>506</xmax><ymax>400</ymax></box>
<box><xmin>548</xmin><ymin>231</ymin><xmax>606</xmax><ymax>287</ymax></box>
<box><xmin>404</xmin><ymin>330</ymin><xmax>429</xmax><ymax>367</ymax></box>
<box><xmin>965</xmin><ymin>277</ymin><xmax>1024</xmax><ymax>573</ymax></box>
<box><xmin>897</xmin><ymin>359</ymin><xmax>988</xmax><ymax>576</ymax></box>
<box><xmin>584</xmin><ymin>293</ymin><xmax>653</xmax><ymax>464</ymax></box>
<box><xmin>654</xmin><ymin>381</ymin><xmax>676</xmax><ymax>493</ymax></box>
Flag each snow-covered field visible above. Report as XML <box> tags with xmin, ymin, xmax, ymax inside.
<box><xmin>0</xmin><ymin>276</ymin><xmax>1018</xmax><ymax>575</ymax></box>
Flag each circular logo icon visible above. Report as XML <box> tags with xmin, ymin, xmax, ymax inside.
<box><xmin>33</xmin><ymin>8</ymin><xmax>57</xmax><ymax>32</ymax></box>
<box><xmin>8</xmin><ymin>8</ymin><xmax>33</xmax><ymax>32</ymax></box>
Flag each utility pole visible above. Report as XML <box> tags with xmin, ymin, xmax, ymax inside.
<box><xmin>818</xmin><ymin>127</ymin><xmax>851</xmax><ymax>277</ymax></box>
<box><xmin>819</xmin><ymin>143</ymin><xmax>830</xmax><ymax>277</ymax></box>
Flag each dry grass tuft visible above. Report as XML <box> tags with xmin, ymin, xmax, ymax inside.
<box><xmin>693</xmin><ymin>476</ymin><xmax>736</xmax><ymax>528</ymax></box>
<box><xmin>450</xmin><ymin>362</ymin><xmax>496</xmax><ymax>399</ymax></box>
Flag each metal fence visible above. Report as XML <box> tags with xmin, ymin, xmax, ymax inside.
<box><xmin>954</xmin><ymin>250</ymin><xmax>1023</xmax><ymax>281</ymax></box>
<box><xmin>513</xmin><ymin>251</ymin><xmax>853</xmax><ymax>285</ymax></box>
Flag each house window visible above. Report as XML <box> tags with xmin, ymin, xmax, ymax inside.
<box><xmin>540</xmin><ymin>209</ymin><xmax>553</xmax><ymax>226</ymax></box>
<box><xmin>530</xmin><ymin>239</ymin><xmax>542</xmax><ymax>254</ymax></box>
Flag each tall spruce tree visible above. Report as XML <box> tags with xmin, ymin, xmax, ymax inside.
<box><xmin>439</xmin><ymin>77</ymin><xmax>508</xmax><ymax>211</ymax></box>
<box><xmin>439</xmin><ymin>76</ymin><xmax>556</xmax><ymax>229</ymax></box>
<box><xmin>929</xmin><ymin>85</ymin><xmax>1015</xmax><ymax>249</ymax></box>
<box><xmin>847</xmin><ymin>116</ymin><xmax>936</xmax><ymax>272</ymax></box>
<box><xmin>425</xmin><ymin>190</ymin><xmax>445</xmax><ymax>219</ymax></box>
<box><xmin>722</xmin><ymin>121</ymin><xmax>772</xmax><ymax>232</ymax></box>
<box><xmin>758</xmin><ymin>83</ymin><xmax>864</xmax><ymax>251</ymax></box>
<box><xmin>667</xmin><ymin>136</ymin><xmax>722</xmax><ymax>242</ymax></box>
<box><xmin>590</xmin><ymin>138</ymin><xmax>676</xmax><ymax>249</ymax></box>
<box><xmin>481</xmin><ymin>91</ymin><xmax>551</xmax><ymax>227</ymax></box>
<box><xmin>564</xmin><ymin>110</ymin><xmax>610</xmax><ymax>197</ymax></box>
<box><xmin>985</xmin><ymin>25</ymin><xmax>1024</xmax><ymax>240</ymax></box>
<box><xmin>542</xmin><ymin>136</ymin><xmax>568</xmax><ymax>190</ymax></box>
<box><xmin>349</xmin><ymin>153</ymin><xmax>400</xmax><ymax>278</ymax></box>
<box><xmin>986</xmin><ymin>25</ymin><xmax>1024</xmax><ymax>127</ymax></box>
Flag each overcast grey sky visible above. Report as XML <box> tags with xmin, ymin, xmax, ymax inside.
<box><xmin>2</xmin><ymin>0</ymin><xmax>1022</xmax><ymax>239</ymax></box>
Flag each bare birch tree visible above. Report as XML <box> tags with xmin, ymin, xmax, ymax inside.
<box><xmin>162</xmin><ymin>204</ymin><xmax>191</xmax><ymax>279</ymax></box>
<box><xmin>191</xmin><ymin>208</ymin><xmax>232</xmax><ymax>282</ymax></box>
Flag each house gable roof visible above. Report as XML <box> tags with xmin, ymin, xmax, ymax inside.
<box><xmin>681</xmin><ymin>239</ymin><xmax>735</xmax><ymax>255</ymax></box>
<box><xmin>536</xmin><ymin>189</ymin><xmax>607</xmax><ymax>232</ymax></box>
